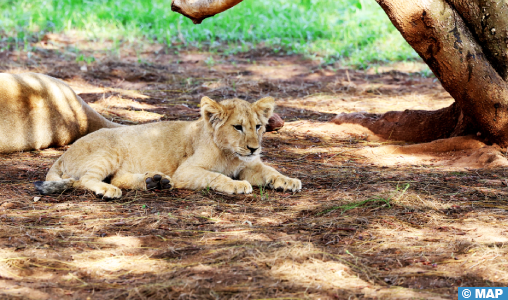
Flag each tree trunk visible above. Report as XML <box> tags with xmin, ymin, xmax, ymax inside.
<box><xmin>334</xmin><ymin>0</ymin><xmax>508</xmax><ymax>146</ymax></box>
<box><xmin>171</xmin><ymin>0</ymin><xmax>244</xmax><ymax>24</ymax></box>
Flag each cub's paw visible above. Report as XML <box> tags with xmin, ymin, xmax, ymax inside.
<box><xmin>218</xmin><ymin>180</ymin><xmax>253</xmax><ymax>195</ymax></box>
<box><xmin>145</xmin><ymin>174</ymin><xmax>173</xmax><ymax>190</ymax></box>
<box><xmin>268</xmin><ymin>175</ymin><xmax>302</xmax><ymax>192</ymax></box>
<box><xmin>95</xmin><ymin>185</ymin><xmax>122</xmax><ymax>200</ymax></box>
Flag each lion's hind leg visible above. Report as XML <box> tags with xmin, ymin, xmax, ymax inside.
<box><xmin>80</xmin><ymin>174</ymin><xmax>122</xmax><ymax>199</ymax></box>
<box><xmin>76</xmin><ymin>163</ymin><xmax>122</xmax><ymax>199</ymax></box>
<box><xmin>111</xmin><ymin>172</ymin><xmax>172</xmax><ymax>191</ymax></box>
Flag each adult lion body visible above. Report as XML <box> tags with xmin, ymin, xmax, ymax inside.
<box><xmin>35</xmin><ymin>97</ymin><xmax>301</xmax><ymax>198</ymax></box>
<box><xmin>0</xmin><ymin>73</ymin><xmax>120</xmax><ymax>153</ymax></box>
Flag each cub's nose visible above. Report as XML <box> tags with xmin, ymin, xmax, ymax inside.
<box><xmin>247</xmin><ymin>146</ymin><xmax>258</xmax><ymax>154</ymax></box>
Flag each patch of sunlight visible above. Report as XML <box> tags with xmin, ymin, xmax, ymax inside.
<box><xmin>90</xmin><ymin>95</ymin><xmax>156</xmax><ymax>110</ymax></box>
<box><xmin>90</xmin><ymin>102</ymin><xmax>163</xmax><ymax>124</ymax></box>
<box><xmin>366</xmin><ymin>61</ymin><xmax>431</xmax><ymax>75</ymax></box>
<box><xmin>0</xmin><ymin>280</ymin><xmax>50</xmax><ymax>300</ymax></box>
<box><xmin>38</xmin><ymin>148</ymin><xmax>65</xmax><ymax>157</ymax></box>
<box><xmin>242</xmin><ymin>64</ymin><xmax>310</xmax><ymax>81</ymax></box>
<box><xmin>253</xmin><ymin>242</ymin><xmax>447</xmax><ymax>300</ymax></box>
<box><xmin>282</xmin><ymin>120</ymin><xmax>379</xmax><ymax>142</ymax></box>
<box><xmin>356</xmin><ymin>137</ymin><xmax>508</xmax><ymax>170</ymax></box>
<box><xmin>279</xmin><ymin>93</ymin><xmax>453</xmax><ymax>115</ymax></box>
<box><xmin>100</xmin><ymin>236</ymin><xmax>142</xmax><ymax>248</ymax></box>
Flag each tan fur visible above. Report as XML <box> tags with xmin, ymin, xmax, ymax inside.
<box><xmin>0</xmin><ymin>73</ymin><xmax>121</xmax><ymax>153</ymax></box>
<box><xmin>37</xmin><ymin>97</ymin><xmax>302</xmax><ymax>198</ymax></box>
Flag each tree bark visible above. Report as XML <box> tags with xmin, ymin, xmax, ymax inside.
<box><xmin>447</xmin><ymin>0</ymin><xmax>508</xmax><ymax>81</ymax></box>
<box><xmin>171</xmin><ymin>0</ymin><xmax>244</xmax><ymax>24</ymax></box>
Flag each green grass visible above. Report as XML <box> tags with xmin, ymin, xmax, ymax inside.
<box><xmin>0</xmin><ymin>0</ymin><xmax>419</xmax><ymax>66</ymax></box>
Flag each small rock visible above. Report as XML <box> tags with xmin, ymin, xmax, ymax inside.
<box><xmin>266</xmin><ymin>113</ymin><xmax>284</xmax><ymax>132</ymax></box>
<box><xmin>33</xmin><ymin>197</ymin><xmax>41</xmax><ymax>202</ymax></box>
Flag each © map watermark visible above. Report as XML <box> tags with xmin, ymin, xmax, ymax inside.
<box><xmin>458</xmin><ymin>288</ymin><xmax>508</xmax><ymax>299</ymax></box>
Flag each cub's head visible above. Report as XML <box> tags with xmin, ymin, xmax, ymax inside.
<box><xmin>200</xmin><ymin>96</ymin><xmax>275</xmax><ymax>162</ymax></box>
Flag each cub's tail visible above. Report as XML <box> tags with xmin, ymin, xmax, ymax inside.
<box><xmin>34</xmin><ymin>179</ymin><xmax>75</xmax><ymax>195</ymax></box>
<box><xmin>35</xmin><ymin>155</ymin><xmax>76</xmax><ymax>194</ymax></box>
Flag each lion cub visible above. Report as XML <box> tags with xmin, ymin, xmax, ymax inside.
<box><xmin>35</xmin><ymin>96</ymin><xmax>301</xmax><ymax>198</ymax></box>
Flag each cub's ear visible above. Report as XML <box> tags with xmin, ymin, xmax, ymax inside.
<box><xmin>252</xmin><ymin>97</ymin><xmax>275</xmax><ymax>123</ymax></box>
<box><xmin>200</xmin><ymin>96</ymin><xmax>225</xmax><ymax>126</ymax></box>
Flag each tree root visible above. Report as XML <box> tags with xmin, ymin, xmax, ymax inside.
<box><xmin>331</xmin><ymin>103</ymin><xmax>477</xmax><ymax>143</ymax></box>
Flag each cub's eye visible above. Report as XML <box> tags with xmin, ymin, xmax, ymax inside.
<box><xmin>233</xmin><ymin>125</ymin><xmax>243</xmax><ymax>131</ymax></box>
<box><xmin>256</xmin><ymin>124</ymin><xmax>262</xmax><ymax>130</ymax></box>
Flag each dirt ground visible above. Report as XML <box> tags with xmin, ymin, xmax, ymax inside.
<box><xmin>1</xmin><ymin>34</ymin><xmax>508</xmax><ymax>300</ymax></box>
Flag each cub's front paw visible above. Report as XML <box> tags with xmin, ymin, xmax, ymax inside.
<box><xmin>268</xmin><ymin>175</ymin><xmax>302</xmax><ymax>192</ymax></box>
<box><xmin>218</xmin><ymin>180</ymin><xmax>253</xmax><ymax>195</ymax></box>
<box><xmin>145</xmin><ymin>174</ymin><xmax>173</xmax><ymax>190</ymax></box>
<box><xmin>95</xmin><ymin>185</ymin><xmax>122</xmax><ymax>200</ymax></box>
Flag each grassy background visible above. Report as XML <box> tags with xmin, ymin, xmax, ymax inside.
<box><xmin>0</xmin><ymin>0</ymin><xmax>419</xmax><ymax>66</ymax></box>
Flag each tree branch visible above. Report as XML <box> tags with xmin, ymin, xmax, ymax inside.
<box><xmin>171</xmin><ymin>0</ymin><xmax>244</xmax><ymax>24</ymax></box>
